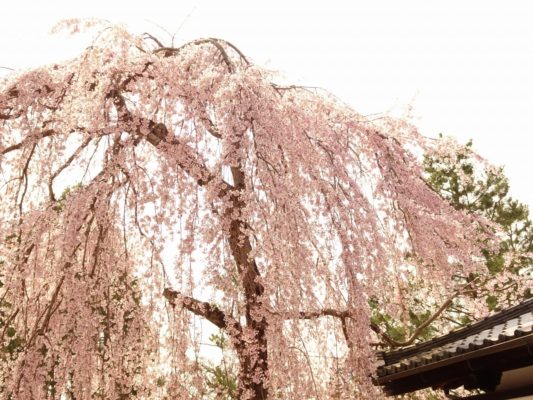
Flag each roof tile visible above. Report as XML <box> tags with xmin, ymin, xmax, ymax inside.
<box><xmin>377</xmin><ymin>298</ymin><xmax>533</xmax><ymax>378</ymax></box>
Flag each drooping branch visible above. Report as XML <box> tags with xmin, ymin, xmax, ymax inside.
<box><xmin>48</xmin><ymin>136</ymin><xmax>93</xmax><ymax>201</ymax></box>
<box><xmin>276</xmin><ymin>307</ymin><xmax>400</xmax><ymax>348</ymax></box>
<box><xmin>276</xmin><ymin>308</ymin><xmax>356</xmax><ymax>345</ymax></box>
<box><xmin>288</xmin><ymin>306</ymin><xmax>441</xmax><ymax>349</ymax></box>
<box><xmin>26</xmin><ymin>275</ymin><xmax>65</xmax><ymax>348</ymax></box>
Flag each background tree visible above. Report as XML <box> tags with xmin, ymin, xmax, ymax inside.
<box><xmin>0</xmin><ymin>20</ymin><xmax>495</xmax><ymax>399</ymax></box>
<box><xmin>424</xmin><ymin>136</ymin><xmax>532</xmax><ymax>313</ymax></box>
<box><xmin>368</xmin><ymin>134</ymin><xmax>533</xmax><ymax>348</ymax></box>
<box><xmin>368</xmin><ymin>134</ymin><xmax>533</xmax><ymax>358</ymax></box>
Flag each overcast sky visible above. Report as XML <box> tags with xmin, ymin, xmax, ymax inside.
<box><xmin>2</xmin><ymin>0</ymin><xmax>532</xmax><ymax>208</ymax></box>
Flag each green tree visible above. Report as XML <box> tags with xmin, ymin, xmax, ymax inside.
<box><xmin>424</xmin><ymin>136</ymin><xmax>533</xmax><ymax>310</ymax></box>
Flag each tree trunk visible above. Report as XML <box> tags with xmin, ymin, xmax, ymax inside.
<box><xmin>236</xmin><ymin>318</ymin><xmax>269</xmax><ymax>399</ymax></box>
<box><xmin>226</xmin><ymin>158</ymin><xmax>270</xmax><ymax>399</ymax></box>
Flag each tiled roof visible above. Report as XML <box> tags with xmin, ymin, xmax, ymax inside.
<box><xmin>376</xmin><ymin>298</ymin><xmax>533</xmax><ymax>379</ymax></box>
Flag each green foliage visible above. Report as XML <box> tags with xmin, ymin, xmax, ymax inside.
<box><xmin>486</xmin><ymin>295</ymin><xmax>499</xmax><ymax>311</ymax></box>
<box><xmin>205</xmin><ymin>365</ymin><xmax>237</xmax><ymax>399</ymax></box>
<box><xmin>408</xmin><ymin>309</ymin><xmax>436</xmax><ymax>341</ymax></box>
<box><xmin>369</xmin><ymin>297</ymin><xmax>438</xmax><ymax>345</ymax></box>
<box><xmin>424</xmin><ymin>138</ymin><xmax>532</xmax><ymax>267</ymax></box>
<box><xmin>52</xmin><ymin>183</ymin><xmax>84</xmax><ymax>212</ymax></box>
<box><xmin>0</xmin><ymin>279</ymin><xmax>25</xmax><ymax>363</ymax></box>
<box><xmin>209</xmin><ymin>332</ymin><xmax>228</xmax><ymax>350</ymax></box>
<box><xmin>203</xmin><ymin>332</ymin><xmax>237</xmax><ymax>399</ymax></box>
<box><xmin>370</xmin><ymin>306</ymin><xmax>407</xmax><ymax>343</ymax></box>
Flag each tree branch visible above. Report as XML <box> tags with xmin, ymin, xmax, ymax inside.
<box><xmin>48</xmin><ymin>136</ymin><xmax>93</xmax><ymax>201</ymax></box>
<box><xmin>295</xmin><ymin>309</ymin><xmax>350</xmax><ymax>319</ymax></box>
<box><xmin>1</xmin><ymin>129</ymin><xmax>55</xmax><ymax>155</ymax></box>
<box><xmin>153</xmin><ymin>38</ymin><xmax>237</xmax><ymax>72</ymax></box>
<box><xmin>111</xmin><ymin>91</ymin><xmax>232</xmax><ymax>192</ymax></box>
<box><xmin>279</xmin><ymin>278</ymin><xmax>478</xmax><ymax>349</ymax></box>
<box><xmin>372</xmin><ymin>277</ymin><xmax>482</xmax><ymax>348</ymax></box>
<box><xmin>163</xmin><ymin>288</ymin><xmax>241</xmax><ymax>333</ymax></box>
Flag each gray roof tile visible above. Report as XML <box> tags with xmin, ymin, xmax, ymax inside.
<box><xmin>377</xmin><ymin>298</ymin><xmax>533</xmax><ymax>378</ymax></box>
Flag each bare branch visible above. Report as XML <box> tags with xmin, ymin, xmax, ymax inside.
<box><xmin>142</xmin><ymin>32</ymin><xmax>164</xmax><ymax>48</ymax></box>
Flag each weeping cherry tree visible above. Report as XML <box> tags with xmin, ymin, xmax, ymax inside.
<box><xmin>0</xmin><ymin>21</ymin><xmax>494</xmax><ymax>399</ymax></box>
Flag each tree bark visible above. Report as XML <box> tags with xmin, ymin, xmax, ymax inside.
<box><xmin>227</xmin><ymin>157</ymin><xmax>269</xmax><ymax>399</ymax></box>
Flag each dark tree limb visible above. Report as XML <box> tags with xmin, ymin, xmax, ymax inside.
<box><xmin>286</xmin><ymin>276</ymin><xmax>482</xmax><ymax>349</ymax></box>
<box><xmin>154</xmin><ymin>38</ymin><xmax>237</xmax><ymax>72</ymax></box>
<box><xmin>1</xmin><ymin>129</ymin><xmax>55</xmax><ymax>155</ymax></box>
<box><xmin>163</xmin><ymin>288</ymin><xmax>240</xmax><ymax>333</ymax></box>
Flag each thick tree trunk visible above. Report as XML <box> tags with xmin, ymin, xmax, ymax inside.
<box><xmin>226</xmin><ymin>159</ymin><xmax>270</xmax><ymax>399</ymax></box>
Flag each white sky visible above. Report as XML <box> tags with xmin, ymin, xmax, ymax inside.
<box><xmin>1</xmin><ymin>0</ymin><xmax>532</xmax><ymax>209</ymax></box>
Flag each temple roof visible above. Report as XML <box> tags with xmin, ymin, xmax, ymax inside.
<box><xmin>375</xmin><ymin>298</ymin><xmax>533</xmax><ymax>398</ymax></box>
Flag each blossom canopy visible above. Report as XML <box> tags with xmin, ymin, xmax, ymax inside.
<box><xmin>0</xmin><ymin>21</ymin><xmax>492</xmax><ymax>399</ymax></box>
